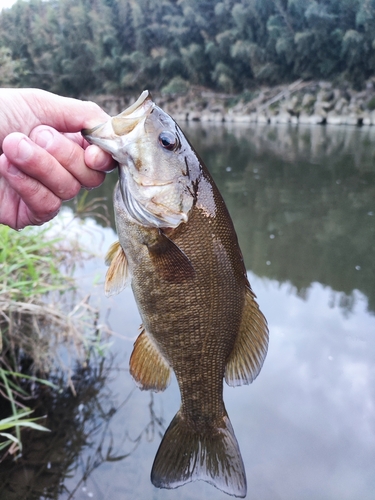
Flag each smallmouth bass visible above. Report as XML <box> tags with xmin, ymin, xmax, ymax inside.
<box><xmin>82</xmin><ymin>91</ymin><xmax>268</xmax><ymax>498</ymax></box>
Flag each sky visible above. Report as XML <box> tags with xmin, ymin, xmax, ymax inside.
<box><xmin>0</xmin><ymin>0</ymin><xmax>23</xmax><ymax>12</ymax></box>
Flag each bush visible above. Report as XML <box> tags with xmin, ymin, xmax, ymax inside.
<box><xmin>161</xmin><ymin>76</ymin><xmax>190</xmax><ymax>95</ymax></box>
<box><xmin>367</xmin><ymin>96</ymin><xmax>375</xmax><ymax>111</ymax></box>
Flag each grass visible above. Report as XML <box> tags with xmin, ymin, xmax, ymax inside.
<box><xmin>0</xmin><ymin>226</ymin><xmax>70</xmax><ymax>299</ymax></box>
<box><xmin>367</xmin><ymin>96</ymin><xmax>375</xmax><ymax>111</ymax></box>
<box><xmin>0</xmin><ymin>211</ymin><xmax>110</xmax><ymax>460</ymax></box>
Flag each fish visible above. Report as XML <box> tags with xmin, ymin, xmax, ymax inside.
<box><xmin>82</xmin><ymin>91</ymin><xmax>268</xmax><ymax>498</ymax></box>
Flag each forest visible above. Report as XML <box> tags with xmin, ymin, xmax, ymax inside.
<box><xmin>0</xmin><ymin>0</ymin><xmax>374</xmax><ymax>97</ymax></box>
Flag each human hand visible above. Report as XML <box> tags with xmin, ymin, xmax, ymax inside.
<box><xmin>0</xmin><ymin>88</ymin><xmax>115</xmax><ymax>230</ymax></box>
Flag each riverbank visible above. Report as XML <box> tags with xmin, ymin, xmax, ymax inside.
<box><xmin>88</xmin><ymin>78</ymin><xmax>375</xmax><ymax>127</ymax></box>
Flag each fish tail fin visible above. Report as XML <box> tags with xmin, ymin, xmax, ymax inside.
<box><xmin>151</xmin><ymin>410</ymin><xmax>247</xmax><ymax>498</ymax></box>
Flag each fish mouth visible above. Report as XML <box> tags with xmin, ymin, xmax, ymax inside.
<box><xmin>115</xmin><ymin>90</ymin><xmax>153</xmax><ymax>118</ymax></box>
<box><xmin>82</xmin><ymin>90</ymin><xmax>154</xmax><ymax>152</ymax></box>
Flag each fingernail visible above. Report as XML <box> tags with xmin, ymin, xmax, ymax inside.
<box><xmin>86</xmin><ymin>145</ymin><xmax>114</xmax><ymax>172</ymax></box>
<box><xmin>34</xmin><ymin>128</ymin><xmax>54</xmax><ymax>149</ymax></box>
<box><xmin>16</xmin><ymin>138</ymin><xmax>33</xmax><ymax>161</ymax></box>
<box><xmin>8</xmin><ymin>163</ymin><xmax>25</xmax><ymax>178</ymax></box>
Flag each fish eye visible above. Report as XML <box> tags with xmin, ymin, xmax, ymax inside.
<box><xmin>158</xmin><ymin>131</ymin><xmax>179</xmax><ymax>151</ymax></box>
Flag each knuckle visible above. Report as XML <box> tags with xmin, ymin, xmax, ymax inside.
<box><xmin>33</xmin><ymin>197</ymin><xmax>61</xmax><ymax>223</ymax></box>
<box><xmin>26</xmin><ymin>177</ymin><xmax>43</xmax><ymax>197</ymax></box>
<box><xmin>56</xmin><ymin>180</ymin><xmax>81</xmax><ymax>201</ymax></box>
<box><xmin>83</xmin><ymin>171</ymin><xmax>105</xmax><ymax>189</ymax></box>
<box><xmin>26</xmin><ymin>195</ymin><xmax>61</xmax><ymax>226</ymax></box>
<box><xmin>47</xmin><ymin>197</ymin><xmax>62</xmax><ymax>215</ymax></box>
<box><xmin>64</xmin><ymin>143</ymin><xmax>80</xmax><ymax>165</ymax></box>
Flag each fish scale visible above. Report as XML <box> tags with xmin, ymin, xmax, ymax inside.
<box><xmin>82</xmin><ymin>90</ymin><xmax>269</xmax><ymax>498</ymax></box>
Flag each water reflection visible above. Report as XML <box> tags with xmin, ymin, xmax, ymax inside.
<box><xmin>77</xmin><ymin>122</ymin><xmax>375</xmax><ymax>314</ymax></box>
<box><xmin>185</xmin><ymin>123</ymin><xmax>375</xmax><ymax>315</ymax></box>
<box><xmin>0</xmin><ymin>354</ymin><xmax>164</xmax><ymax>500</ymax></box>
<box><xmin>247</xmin><ymin>275</ymin><xmax>375</xmax><ymax>500</ymax></box>
<box><xmin>51</xmin><ymin>123</ymin><xmax>375</xmax><ymax>499</ymax></box>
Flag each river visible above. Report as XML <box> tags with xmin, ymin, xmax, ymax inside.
<box><xmin>1</xmin><ymin>122</ymin><xmax>375</xmax><ymax>500</ymax></box>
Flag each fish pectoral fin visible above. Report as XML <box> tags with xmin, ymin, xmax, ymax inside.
<box><xmin>129</xmin><ymin>327</ymin><xmax>171</xmax><ymax>392</ymax></box>
<box><xmin>146</xmin><ymin>231</ymin><xmax>195</xmax><ymax>283</ymax></box>
<box><xmin>225</xmin><ymin>285</ymin><xmax>269</xmax><ymax>386</ymax></box>
<box><xmin>104</xmin><ymin>241</ymin><xmax>130</xmax><ymax>297</ymax></box>
<box><xmin>151</xmin><ymin>411</ymin><xmax>247</xmax><ymax>498</ymax></box>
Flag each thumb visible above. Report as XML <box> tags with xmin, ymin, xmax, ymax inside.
<box><xmin>25</xmin><ymin>88</ymin><xmax>110</xmax><ymax>133</ymax></box>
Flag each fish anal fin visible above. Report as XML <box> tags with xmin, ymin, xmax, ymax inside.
<box><xmin>151</xmin><ymin>411</ymin><xmax>247</xmax><ymax>498</ymax></box>
<box><xmin>225</xmin><ymin>286</ymin><xmax>269</xmax><ymax>387</ymax></box>
<box><xmin>129</xmin><ymin>328</ymin><xmax>171</xmax><ymax>392</ymax></box>
<box><xmin>104</xmin><ymin>241</ymin><xmax>129</xmax><ymax>297</ymax></box>
<box><xmin>147</xmin><ymin>232</ymin><xmax>195</xmax><ymax>283</ymax></box>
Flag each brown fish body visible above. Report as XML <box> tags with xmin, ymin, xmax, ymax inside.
<box><xmin>83</xmin><ymin>91</ymin><xmax>268</xmax><ymax>497</ymax></box>
<box><xmin>116</xmin><ymin>169</ymin><xmax>245</xmax><ymax>423</ymax></box>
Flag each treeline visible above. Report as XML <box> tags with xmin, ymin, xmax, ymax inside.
<box><xmin>0</xmin><ymin>0</ymin><xmax>374</xmax><ymax>97</ymax></box>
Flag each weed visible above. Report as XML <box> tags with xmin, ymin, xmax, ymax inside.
<box><xmin>367</xmin><ymin>96</ymin><xmax>375</xmax><ymax>111</ymax></box>
<box><xmin>0</xmin><ymin>209</ymin><xmax>110</xmax><ymax>458</ymax></box>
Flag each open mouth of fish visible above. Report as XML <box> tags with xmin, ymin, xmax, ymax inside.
<box><xmin>82</xmin><ymin>90</ymin><xmax>154</xmax><ymax>150</ymax></box>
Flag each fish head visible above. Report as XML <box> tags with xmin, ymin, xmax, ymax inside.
<box><xmin>83</xmin><ymin>90</ymin><xmax>198</xmax><ymax>229</ymax></box>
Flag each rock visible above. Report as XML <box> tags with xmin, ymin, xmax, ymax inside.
<box><xmin>334</xmin><ymin>97</ymin><xmax>349</xmax><ymax>113</ymax></box>
<box><xmin>333</xmin><ymin>88</ymin><xmax>342</xmax><ymax>101</ymax></box>
<box><xmin>286</xmin><ymin>95</ymin><xmax>299</xmax><ymax>115</ymax></box>
<box><xmin>174</xmin><ymin>112</ymin><xmax>188</xmax><ymax>122</ymax></box>
<box><xmin>213</xmin><ymin>113</ymin><xmax>225</xmax><ymax>122</ymax></box>
<box><xmin>208</xmin><ymin>104</ymin><xmax>224</xmax><ymax>113</ymax></box>
<box><xmin>347</xmin><ymin>102</ymin><xmax>361</xmax><ymax>114</ymax></box>
<box><xmin>322</xmin><ymin>101</ymin><xmax>335</xmax><ymax>111</ymax></box>
<box><xmin>299</xmin><ymin>113</ymin><xmax>312</xmax><ymax>124</ymax></box>
<box><xmin>269</xmin><ymin>114</ymin><xmax>279</xmax><ymax>125</ymax></box>
<box><xmin>275</xmin><ymin>112</ymin><xmax>291</xmax><ymax>124</ymax></box>
<box><xmin>318</xmin><ymin>81</ymin><xmax>332</xmax><ymax>90</ymax></box>
<box><xmin>257</xmin><ymin>113</ymin><xmax>269</xmax><ymax>124</ymax></box>
<box><xmin>231</xmin><ymin>101</ymin><xmax>245</xmax><ymax>113</ymax></box>
<box><xmin>225</xmin><ymin>113</ymin><xmax>235</xmax><ymax>123</ymax></box>
<box><xmin>301</xmin><ymin>93</ymin><xmax>315</xmax><ymax>109</ymax></box>
<box><xmin>202</xmin><ymin>112</ymin><xmax>220</xmax><ymax>122</ymax></box>
<box><xmin>362</xmin><ymin>113</ymin><xmax>371</xmax><ymax>126</ymax></box>
<box><xmin>116</xmin><ymin>79</ymin><xmax>375</xmax><ymax>129</ymax></box>
<box><xmin>344</xmin><ymin>114</ymin><xmax>360</xmax><ymax>126</ymax></box>
<box><xmin>309</xmin><ymin>114</ymin><xmax>326</xmax><ymax>125</ymax></box>
<box><xmin>231</xmin><ymin>114</ymin><xmax>252</xmax><ymax>123</ymax></box>
<box><xmin>314</xmin><ymin>102</ymin><xmax>328</xmax><ymax>116</ymax></box>
<box><xmin>326</xmin><ymin>112</ymin><xmax>343</xmax><ymax>125</ymax></box>
<box><xmin>200</xmin><ymin>112</ymin><xmax>211</xmax><ymax>122</ymax></box>
<box><xmin>317</xmin><ymin>89</ymin><xmax>334</xmax><ymax>102</ymax></box>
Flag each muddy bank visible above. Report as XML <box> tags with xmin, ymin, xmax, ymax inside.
<box><xmin>88</xmin><ymin>79</ymin><xmax>375</xmax><ymax>126</ymax></box>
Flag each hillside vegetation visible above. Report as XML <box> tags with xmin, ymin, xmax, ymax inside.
<box><xmin>0</xmin><ymin>0</ymin><xmax>374</xmax><ymax>97</ymax></box>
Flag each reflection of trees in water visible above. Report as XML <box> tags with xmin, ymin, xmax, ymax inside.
<box><xmin>185</xmin><ymin>122</ymin><xmax>375</xmax><ymax>173</ymax></box>
<box><xmin>185</xmin><ymin>124</ymin><xmax>375</xmax><ymax>314</ymax></box>
<box><xmin>79</xmin><ymin>123</ymin><xmax>375</xmax><ymax>313</ymax></box>
<box><xmin>0</xmin><ymin>358</ymin><xmax>163</xmax><ymax>500</ymax></box>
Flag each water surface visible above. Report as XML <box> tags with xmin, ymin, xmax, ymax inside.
<box><xmin>2</xmin><ymin>123</ymin><xmax>375</xmax><ymax>500</ymax></box>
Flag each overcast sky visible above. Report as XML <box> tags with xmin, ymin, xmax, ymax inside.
<box><xmin>0</xmin><ymin>0</ymin><xmax>22</xmax><ymax>12</ymax></box>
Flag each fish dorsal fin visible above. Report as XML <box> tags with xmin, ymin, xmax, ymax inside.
<box><xmin>130</xmin><ymin>327</ymin><xmax>171</xmax><ymax>392</ymax></box>
<box><xmin>104</xmin><ymin>241</ymin><xmax>130</xmax><ymax>297</ymax></box>
<box><xmin>225</xmin><ymin>286</ymin><xmax>269</xmax><ymax>386</ymax></box>
<box><xmin>147</xmin><ymin>231</ymin><xmax>195</xmax><ymax>283</ymax></box>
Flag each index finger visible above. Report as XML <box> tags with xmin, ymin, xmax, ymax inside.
<box><xmin>62</xmin><ymin>131</ymin><xmax>116</xmax><ymax>172</ymax></box>
<box><xmin>22</xmin><ymin>89</ymin><xmax>110</xmax><ymax>133</ymax></box>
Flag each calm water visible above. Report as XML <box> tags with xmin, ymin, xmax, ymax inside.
<box><xmin>1</xmin><ymin>123</ymin><xmax>375</xmax><ymax>500</ymax></box>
